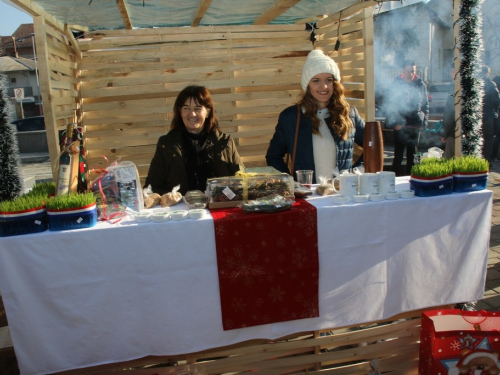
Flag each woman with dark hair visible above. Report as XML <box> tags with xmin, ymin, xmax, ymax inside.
<box><xmin>145</xmin><ymin>85</ymin><xmax>243</xmax><ymax>195</ymax></box>
<box><xmin>265</xmin><ymin>49</ymin><xmax>364</xmax><ymax>182</ymax></box>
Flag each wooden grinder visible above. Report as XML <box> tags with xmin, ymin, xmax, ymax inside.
<box><xmin>363</xmin><ymin>121</ymin><xmax>384</xmax><ymax>173</ymax></box>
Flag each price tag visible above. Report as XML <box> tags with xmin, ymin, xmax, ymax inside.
<box><xmin>223</xmin><ymin>187</ymin><xmax>236</xmax><ymax>200</ymax></box>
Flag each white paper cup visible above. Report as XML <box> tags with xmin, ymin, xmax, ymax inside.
<box><xmin>359</xmin><ymin>173</ymin><xmax>379</xmax><ymax>195</ymax></box>
<box><xmin>332</xmin><ymin>173</ymin><xmax>359</xmax><ymax>197</ymax></box>
<box><xmin>377</xmin><ymin>171</ymin><xmax>396</xmax><ymax>194</ymax></box>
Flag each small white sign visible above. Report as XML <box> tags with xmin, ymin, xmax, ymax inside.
<box><xmin>14</xmin><ymin>88</ymin><xmax>24</xmax><ymax>100</ymax></box>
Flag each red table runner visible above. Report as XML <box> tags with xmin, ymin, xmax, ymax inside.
<box><xmin>211</xmin><ymin>198</ymin><xmax>319</xmax><ymax>330</ymax></box>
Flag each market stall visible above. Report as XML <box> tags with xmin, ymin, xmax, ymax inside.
<box><xmin>3</xmin><ymin>0</ymin><xmax>377</xmax><ymax>183</ymax></box>
<box><xmin>0</xmin><ymin>178</ymin><xmax>492</xmax><ymax>374</ymax></box>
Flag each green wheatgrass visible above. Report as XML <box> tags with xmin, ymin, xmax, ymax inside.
<box><xmin>411</xmin><ymin>158</ymin><xmax>453</xmax><ymax>178</ymax></box>
<box><xmin>452</xmin><ymin>156</ymin><xmax>489</xmax><ymax>173</ymax></box>
<box><xmin>26</xmin><ymin>181</ymin><xmax>56</xmax><ymax>198</ymax></box>
<box><xmin>45</xmin><ymin>192</ymin><xmax>96</xmax><ymax>210</ymax></box>
<box><xmin>0</xmin><ymin>195</ymin><xmax>46</xmax><ymax>213</ymax></box>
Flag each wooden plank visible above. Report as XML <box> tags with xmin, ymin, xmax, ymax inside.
<box><xmin>79</xmin><ymin>30</ymin><xmax>308</xmax><ymax>50</ymax></box>
<box><xmin>116</xmin><ymin>0</ymin><xmax>133</xmax><ymax>29</ymax></box>
<box><xmin>317</xmin><ymin>1</ymin><xmax>374</xmax><ymax>29</ymax></box>
<box><xmin>64</xmin><ymin>24</ymin><xmax>82</xmax><ymax>61</ymax></box>
<box><xmin>8</xmin><ymin>0</ymin><xmax>66</xmax><ymax>34</ymax></box>
<box><xmin>362</xmin><ymin>7</ymin><xmax>375</xmax><ymax>122</ymax></box>
<box><xmin>51</xmin><ymin>96</ymin><xmax>76</xmax><ymax>106</ymax></box>
<box><xmin>82</xmin><ymin>24</ymin><xmax>304</xmax><ymax>39</ymax></box>
<box><xmin>254</xmin><ymin>0</ymin><xmax>302</xmax><ymax>25</ymax></box>
<box><xmin>85</xmin><ymin>136</ymin><xmax>159</xmax><ymax>150</ymax></box>
<box><xmin>48</xmin><ymin>59</ymin><xmax>77</xmax><ymax>76</ymax></box>
<box><xmin>0</xmin><ymin>327</ymin><xmax>13</xmax><ymax>351</ymax></box>
<box><xmin>83</xmin><ymin>112</ymin><xmax>166</xmax><ymax>126</ymax></box>
<box><xmin>80</xmin><ymin>75</ymin><xmax>299</xmax><ymax>99</ymax></box>
<box><xmin>83</xmin><ymin>98</ymin><xmax>168</xmax><ymax>112</ymax></box>
<box><xmin>34</xmin><ymin>16</ymin><xmax>60</xmax><ymax>176</ymax></box>
<box><xmin>191</xmin><ymin>0</ymin><xmax>213</xmax><ymax>27</ymax></box>
<box><xmin>81</xmin><ymin>40</ymin><xmax>308</xmax><ymax>61</ymax></box>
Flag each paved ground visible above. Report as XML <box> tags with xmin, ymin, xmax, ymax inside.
<box><xmin>15</xmin><ymin>151</ymin><xmax>500</xmax><ymax>310</ymax></box>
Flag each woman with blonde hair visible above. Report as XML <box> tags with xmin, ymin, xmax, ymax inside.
<box><xmin>266</xmin><ymin>49</ymin><xmax>364</xmax><ymax>183</ymax></box>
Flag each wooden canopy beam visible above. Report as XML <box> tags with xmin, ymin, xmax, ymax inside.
<box><xmin>191</xmin><ymin>0</ymin><xmax>213</xmax><ymax>27</ymax></box>
<box><xmin>64</xmin><ymin>24</ymin><xmax>82</xmax><ymax>61</ymax></box>
<box><xmin>116</xmin><ymin>0</ymin><xmax>133</xmax><ymax>29</ymax></box>
<box><xmin>254</xmin><ymin>0</ymin><xmax>302</xmax><ymax>25</ymax></box>
<box><xmin>8</xmin><ymin>0</ymin><xmax>88</xmax><ymax>34</ymax></box>
<box><xmin>8</xmin><ymin>0</ymin><xmax>66</xmax><ymax>34</ymax></box>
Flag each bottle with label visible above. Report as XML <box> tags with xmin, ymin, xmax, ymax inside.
<box><xmin>56</xmin><ymin>123</ymin><xmax>76</xmax><ymax>196</ymax></box>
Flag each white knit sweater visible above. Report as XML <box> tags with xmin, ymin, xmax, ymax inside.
<box><xmin>312</xmin><ymin>108</ymin><xmax>336</xmax><ymax>180</ymax></box>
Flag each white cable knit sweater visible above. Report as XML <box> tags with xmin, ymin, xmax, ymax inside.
<box><xmin>312</xmin><ymin>108</ymin><xmax>336</xmax><ymax>180</ymax></box>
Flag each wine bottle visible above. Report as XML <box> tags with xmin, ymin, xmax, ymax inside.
<box><xmin>56</xmin><ymin>123</ymin><xmax>76</xmax><ymax>196</ymax></box>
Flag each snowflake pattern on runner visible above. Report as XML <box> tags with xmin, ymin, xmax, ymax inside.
<box><xmin>212</xmin><ymin>198</ymin><xmax>319</xmax><ymax>330</ymax></box>
<box><xmin>225</xmin><ymin>245</ymin><xmax>264</xmax><ymax>286</ymax></box>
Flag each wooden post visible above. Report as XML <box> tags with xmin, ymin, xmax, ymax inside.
<box><xmin>33</xmin><ymin>16</ymin><xmax>59</xmax><ymax>178</ymax></box>
<box><xmin>363</xmin><ymin>7</ymin><xmax>375</xmax><ymax>122</ymax></box>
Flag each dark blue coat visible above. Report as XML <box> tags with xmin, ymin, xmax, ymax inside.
<box><xmin>265</xmin><ymin>105</ymin><xmax>365</xmax><ymax>182</ymax></box>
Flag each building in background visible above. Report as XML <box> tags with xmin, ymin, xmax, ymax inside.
<box><xmin>0</xmin><ymin>56</ymin><xmax>42</xmax><ymax>119</ymax></box>
<box><xmin>0</xmin><ymin>24</ymin><xmax>42</xmax><ymax>121</ymax></box>
<box><xmin>0</xmin><ymin>24</ymin><xmax>35</xmax><ymax>59</ymax></box>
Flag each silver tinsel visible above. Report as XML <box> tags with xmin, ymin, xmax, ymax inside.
<box><xmin>0</xmin><ymin>73</ymin><xmax>23</xmax><ymax>202</ymax></box>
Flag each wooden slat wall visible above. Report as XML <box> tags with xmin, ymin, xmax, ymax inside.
<box><xmin>55</xmin><ymin>308</ymin><xmax>425</xmax><ymax>375</ymax></box>
<box><xmin>35</xmin><ymin>4</ymin><xmax>375</xmax><ymax>184</ymax></box>
<box><xmin>78</xmin><ymin>25</ymin><xmax>311</xmax><ymax>181</ymax></box>
<box><xmin>34</xmin><ymin>16</ymin><xmax>80</xmax><ymax>177</ymax></box>
<box><xmin>316</xmin><ymin>6</ymin><xmax>375</xmax><ymax>122</ymax></box>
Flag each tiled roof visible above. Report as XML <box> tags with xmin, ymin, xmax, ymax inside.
<box><xmin>0</xmin><ymin>56</ymin><xmax>36</xmax><ymax>72</ymax></box>
<box><xmin>1</xmin><ymin>24</ymin><xmax>34</xmax><ymax>50</ymax></box>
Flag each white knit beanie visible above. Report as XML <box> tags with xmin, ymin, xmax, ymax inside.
<box><xmin>301</xmin><ymin>49</ymin><xmax>341</xmax><ymax>92</ymax></box>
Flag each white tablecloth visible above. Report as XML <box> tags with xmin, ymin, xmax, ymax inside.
<box><xmin>0</xmin><ymin>179</ymin><xmax>492</xmax><ymax>375</ymax></box>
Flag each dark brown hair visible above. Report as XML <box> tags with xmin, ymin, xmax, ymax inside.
<box><xmin>297</xmin><ymin>78</ymin><xmax>353</xmax><ymax>140</ymax></box>
<box><xmin>170</xmin><ymin>85</ymin><xmax>219</xmax><ymax>132</ymax></box>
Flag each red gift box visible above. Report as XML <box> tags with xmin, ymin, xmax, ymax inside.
<box><xmin>419</xmin><ymin>309</ymin><xmax>500</xmax><ymax>375</ymax></box>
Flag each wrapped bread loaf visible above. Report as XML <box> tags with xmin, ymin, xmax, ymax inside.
<box><xmin>144</xmin><ymin>193</ymin><xmax>161</xmax><ymax>209</ymax></box>
<box><xmin>160</xmin><ymin>191</ymin><xmax>182</xmax><ymax>207</ymax></box>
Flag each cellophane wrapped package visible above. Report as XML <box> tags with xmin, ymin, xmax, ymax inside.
<box><xmin>91</xmin><ymin>160</ymin><xmax>143</xmax><ymax>221</ymax></box>
<box><xmin>207</xmin><ymin>167</ymin><xmax>294</xmax><ymax>209</ymax></box>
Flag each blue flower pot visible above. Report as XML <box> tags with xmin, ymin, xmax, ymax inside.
<box><xmin>452</xmin><ymin>172</ymin><xmax>488</xmax><ymax>193</ymax></box>
<box><xmin>0</xmin><ymin>207</ymin><xmax>48</xmax><ymax>237</ymax></box>
<box><xmin>410</xmin><ymin>174</ymin><xmax>453</xmax><ymax>197</ymax></box>
<box><xmin>47</xmin><ymin>203</ymin><xmax>98</xmax><ymax>231</ymax></box>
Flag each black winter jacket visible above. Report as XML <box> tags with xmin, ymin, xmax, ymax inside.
<box><xmin>145</xmin><ymin>128</ymin><xmax>242</xmax><ymax>195</ymax></box>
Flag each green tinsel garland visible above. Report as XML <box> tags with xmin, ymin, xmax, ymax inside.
<box><xmin>458</xmin><ymin>0</ymin><xmax>484</xmax><ymax>156</ymax></box>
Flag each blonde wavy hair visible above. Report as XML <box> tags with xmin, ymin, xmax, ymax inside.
<box><xmin>298</xmin><ymin>79</ymin><xmax>353</xmax><ymax>140</ymax></box>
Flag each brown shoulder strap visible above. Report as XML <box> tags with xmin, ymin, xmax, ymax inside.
<box><xmin>290</xmin><ymin>105</ymin><xmax>301</xmax><ymax>175</ymax></box>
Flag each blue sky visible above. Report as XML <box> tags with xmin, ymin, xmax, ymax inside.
<box><xmin>0</xmin><ymin>1</ymin><xmax>33</xmax><ymax>36</ymax></box>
